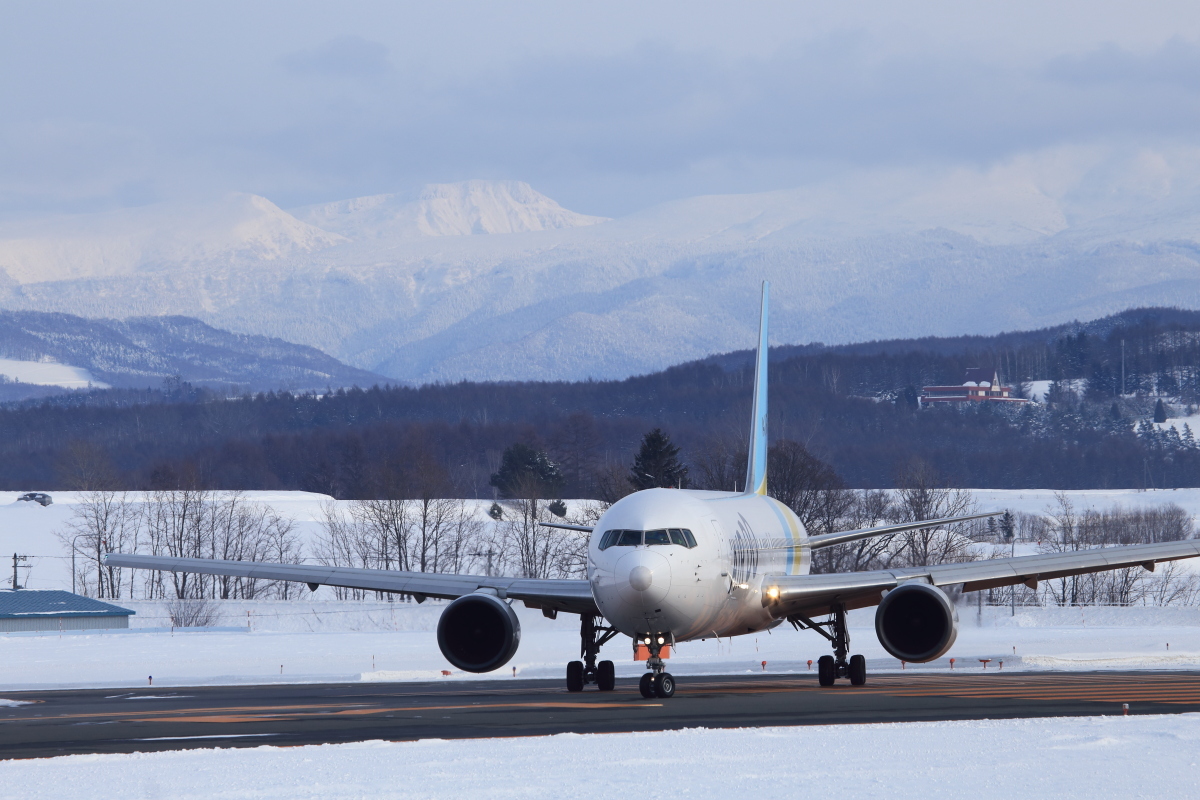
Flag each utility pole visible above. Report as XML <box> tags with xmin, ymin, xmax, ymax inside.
<box><xmin>470</xmin><ymin>549</ymin><xmax>497</xmax><ymax>577</ymax></box>
<box><xmin>1011</xmin><ymin>536</ymin><xmax>1017</xmax><ymax>617</ymax></box>
<box><xmin>11</xmin><ymin>553</ymin><xmax>28</xmax><ymax>591</ymax></box>
<box><xmin>70</xmin><ymin>534</ymin><xmax>86</xmax><ymax>595</ymax></box>
<box><xmin>1000</xmin><ymin>511</ymin><xmax>1016</xmax><ymax>617</ymax></box>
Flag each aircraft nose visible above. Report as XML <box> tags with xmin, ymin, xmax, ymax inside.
<box><xmin>616</xmin><ymin>551</ymin><xmax>671</xmax><ymax>605</ymax></box>
<box><xmin>629</xmin><ymin>565</ymin><xmax>653</xmax><ymax>592</ymax></box>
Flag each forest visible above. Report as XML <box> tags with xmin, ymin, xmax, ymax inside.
<box><xmin>8</xmin><ymin>306</ymin><xmax>1200</xmax><ymax>498</ymax></box>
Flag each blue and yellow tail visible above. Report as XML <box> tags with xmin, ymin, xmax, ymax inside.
<box><xmin>743</xmin><ymin>281</ymin><xmax>769</xmax><ymax>496</ymax></box>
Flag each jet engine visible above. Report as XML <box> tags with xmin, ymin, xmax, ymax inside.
<box><xmin>873</xmin><ymin>582</ymin><xmax>958</xmax><ymax>663</ymax></box>
<box><xmin>436</xmin><ymin>592</ymin><xmax>522</xmax><ymax>673</ymax></box>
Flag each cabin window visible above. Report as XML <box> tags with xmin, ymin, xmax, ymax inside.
<box><xmin>616</xmin><ymin>529</ymin><xmax>643</xmax><ymax>547</ymax></box>
<box><xmin>644</xmin><ymin>529</ymin><xmax>671</xmax><ymax>546</ymax></box>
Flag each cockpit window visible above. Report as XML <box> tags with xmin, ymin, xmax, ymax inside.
<box><xmin>644</xmin><ymin>529</ymin><xmax>671</xmax><ymax>546</ymax></box>
<box><xmin>597</xmin><ymin>528</ymin><xmax>698</xmax><ymax>550</ymax></box>
<box><xmin>616</xmin><ymin>529</ymin><xmax>643</xmax><ymax>547</ymax></box>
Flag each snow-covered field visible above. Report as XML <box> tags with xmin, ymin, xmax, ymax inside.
<box><xmin>2</xmin><ymin>603</ymin><xmax>1199</xmax><ymax>691</ymax></box>
<box><xmin>0</xmin><ymin>358</ymin><xmax>106</xmax><ymax>389</ymax></box>
<box><xmin>2</xmin><ymin>715</ymin><xmax>1197</xmax><ymax>799</ymax></box>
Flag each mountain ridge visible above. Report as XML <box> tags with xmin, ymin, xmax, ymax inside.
<box><xmin>2</xmin><ymin>151</ymin><xmax>1200</xmax><ymax>384</ymax></box>
<box><xmin>0</xmin><ymin>310</ymin><xmax>387</xmax><ymax>397</ymax></box>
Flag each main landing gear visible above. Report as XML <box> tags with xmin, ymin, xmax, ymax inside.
<box><xmin>566</xmin><ymin>614</ymin><xmax>619</xmax><ymax>692</ymax></box>
<box><xmin>637</xmin><ymin>633</ymin><xmax>676</xmax><ymax>699</ymax></box>
<box><xmin>790</xmin><ymin>602</ymin><xmax>867</xmax><ymax>687</ymax></box>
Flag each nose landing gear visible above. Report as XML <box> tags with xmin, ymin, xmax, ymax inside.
<box><xmin>791</xmin><ymin>603</ymin><xmax>867</xmax><ymax>687</ymax></box>
<box><xmin>637</xmin><ymin>634</ymin><xmax>676</xmax><ymax>698</ymax></box>
<box><xmin>566</xmin><ymin>614</ymin><xmax>619</xmax><ymax>692</ymax></box>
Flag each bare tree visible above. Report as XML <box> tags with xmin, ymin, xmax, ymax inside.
<box><xmin>499</xmin><ymin>498</ymin><xmax>573</xmax><ymax>579</ymax></box>
<box><xmin>768</xmin><ymin>440</ymin><xmax>845</xmax><ymax>531</ymax></box>
<box><xmin>891</xmin><ymin>461</ymin><xmax>977</xmax><ymax>568</ymax></box>
<box><xmin>59</xmin><ymin>491</ymin><xmax>140</xmax><ymax>598</ymax></box>
<box><xmin>690</xmin><ymin>435</ymin><xmax>746</xmax><ymax>492</ymax></box>
<box><xmin>811</xmin><ymin>490</ymin><xmax>895</xmax><ymax>574</ymax></box>
<box><xmin>166</xmin><ymin>597</ymin><xmax>219</xmax><ymax>627</ymax></box>
<box><xmin>57</xmin><ymin>440</ymin><xmax>119</xmax><ymax>491</ymax></box>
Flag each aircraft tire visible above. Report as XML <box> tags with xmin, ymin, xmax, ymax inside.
<box><xmin>597</xmin><ymin>660</ymin><xmax>616</xmax><ymax>691</ymax></box>
<box><xmin>817</xmin><ymin>655</ymin><xmax>836</xmax><ymax>686</ymax></box>
<box><xmin>566</xmin><ymin>660</ymin><xmax>585</xmax><ymax>692</ymax></box>
<box><xmin>655</xmin><ymin>672</ymin><xmax>676</xmax><ymax>698</ymax></box>
<box><xmin>639</xmin><ymin>673</ymin><xmax>657</xmax><ymax>698</ymax></box>
<box><xmin>849</xmin><ymin>654</ymin><xmax>867</xmax><ymax>686</ymax></box>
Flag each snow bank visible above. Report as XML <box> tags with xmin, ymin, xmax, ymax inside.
<box><xmin>4</xmin><ymin>716</ymin><xmax>1199</xmax><ymax>798</ymax></box>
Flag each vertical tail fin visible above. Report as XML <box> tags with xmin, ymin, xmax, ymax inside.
<box><xmin>744</xmin><ymin>281</ymin><xmax>769</xmax><ymax>495</ymax></box>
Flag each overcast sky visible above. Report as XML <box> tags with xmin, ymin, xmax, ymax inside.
<box><xmin>2</xmin><ymin>1</ymin><xmax>1199</xmax><ymax>220</ymax></box>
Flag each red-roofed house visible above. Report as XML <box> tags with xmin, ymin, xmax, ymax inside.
<box><xmin>919</xmin><ymin>368</ymin><xmax>1030</xmax><ymax>405</ymax></box>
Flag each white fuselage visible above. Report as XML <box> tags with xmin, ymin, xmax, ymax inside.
<box><xmin>586</xmin><ymin>488</ymin><xmax>809</xmax><ymax>642</ymax></box>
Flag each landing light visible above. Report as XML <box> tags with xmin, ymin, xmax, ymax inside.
<box><xmin>766</xmin><ymin>586</ymin><xmax>780</xmax><ymax>600</ymax></box>
<box><xmin>644</xmin><ymin>636</ymin><xmax>652</xmax><ymax>645</ymax></box>
<box><xmin>657</xmin><ymin>636</ymin><xmax>665</xmax><ymax>645</ymax></box>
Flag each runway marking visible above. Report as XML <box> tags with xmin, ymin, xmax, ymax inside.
<box><xmin>133</xmin><ymin>701</ymin><xmax>664</xmax><ymax>724</ymax></box>
<box><xmin>5</xmin><ymin>675</ymin><xmax>1197</xmax><ymax>730</ymax></box>
<box><xmin>135</xmin><ymin>734</ymin><xmax>279</xmax><ymax>741</ymax></box>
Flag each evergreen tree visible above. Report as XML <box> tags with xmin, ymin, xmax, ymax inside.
<box><xmin>999</xmin><ymin>510</ymin><xmax>1016</xmax><ymax>542</ymax></box>
<box><xmin>629</xmin><ymin>428</ymin><xmax>688</xmax><ymax>491</ymax></box>
<box><xmin>489</xmin><ymin>443</ymin><xmax>564</xmax><ymax>499</ymax></box>
<box><xmin>1154</xmin><ymin>398</ymin><xmax>1168</xmax><ymax>423</ymax></box>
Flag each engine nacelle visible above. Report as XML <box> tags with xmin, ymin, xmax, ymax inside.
<box><xmin>436</xmin><ymin>592</ymin><xmax>522</xmax><ymax>673</ymax></box>
<box><xmin>874</xmin><ymin>582</ymin><xmax>958</xmax><ymax>663</ymax></box>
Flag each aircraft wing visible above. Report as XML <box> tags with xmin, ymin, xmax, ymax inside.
<box><xmin>763</xmin><ymin>538</ymin><xmax>1200</xmax><ymax>619</ymax></box>
<box><xmin>801</xmin><ymin>511</ymin><xmax>1001</xmax><ymax>550</ymax></box>
<box><xmin>103</xmin><ymin>553</ymin><xmax>598</xmax><ymax>616</ymax></box>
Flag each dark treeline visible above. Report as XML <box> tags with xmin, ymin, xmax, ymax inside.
<box><xmin>10</xmin><ymin>306</ymin><xmax>1200</xmax><ymax>496</ymax></box>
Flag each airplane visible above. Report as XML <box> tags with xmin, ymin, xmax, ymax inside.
<box><xmin>106</xmin><ymin>282</ymin><xmax>1200</xmax><ymax>699</ymax></box>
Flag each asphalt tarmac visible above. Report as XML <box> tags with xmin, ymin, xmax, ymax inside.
<box><xmin>2</xmin><ymin>671</ymin><xmax>1198</xmax><ymax>759</ymax></box>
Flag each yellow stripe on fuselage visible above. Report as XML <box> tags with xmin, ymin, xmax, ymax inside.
<box><xmin>765</xmin><ymin>497</ymin><xmax>804</xmax><ymax>574</ymax></box>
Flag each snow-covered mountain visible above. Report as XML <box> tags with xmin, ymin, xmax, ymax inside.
<box><xmin>1</xmin><ymin>154</ymin><xmax>1200</xmax><ymax>384</ymax></box>
<box><xmin>291</xmin><ymin>180</ymin><xmax>608</xmax><ymax>240</ymax></box>
<box><xmin>0</xmin><ymin>193</ymin><xmax>344</xmax><ymax>284</ymax></box>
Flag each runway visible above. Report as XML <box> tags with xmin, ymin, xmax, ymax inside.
<box><xmin>3</xmin><ymin>671</ymin><xmax>1199</xmax><ymax>759</ymax></box>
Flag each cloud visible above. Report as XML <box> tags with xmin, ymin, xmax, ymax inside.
<box><xmin>281</xmin><ymin>36</ymin><xmax>392</xmax><ymax>80</ymax></box>
<box><xmin>1</xmin><ymin>4</ymin><xmax>1199</xmax><ymax>219</ymax></box>
<box><xmin>1045</xmin><ymin>38</ymin><xmax>1200</xmax><ymax>87</ymax></box>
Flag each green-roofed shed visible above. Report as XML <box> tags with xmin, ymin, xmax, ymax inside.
<box><xmin>0</xmin><ymin>590</ymin><xmax>134</xmax><ymax>632</ymax></box>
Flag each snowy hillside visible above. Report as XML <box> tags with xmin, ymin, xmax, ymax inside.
<box><xmin>0</xmin><ymin>311</ymin><xmax>386</xmax><ymax>393</ymax></box>
<box><xmin>2</xmin><ymin>151</ymin><xmax>1200</xmax><ymax>382</ymax></box>
<box><xmin>291</xmin><ymin>180</ymin><xmax>609</xmax><ymax>239</ymax></box>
